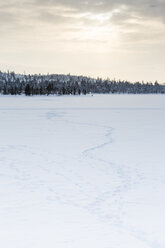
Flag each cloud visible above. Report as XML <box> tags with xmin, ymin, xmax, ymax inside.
<box><xmin>1</xmin><ymin>0</ymin><xmax>165</xmax><ymax>30</ymax></box>
<box><xmin>0</xmin><ymin>0</ymin><xmax>165</xmax><ymax>53</ymax></box>
<box><xmin>33</xmin><ymin>0</ymin><xmax>165</xmax><ymax>18</ymax></box>
<box><xmin>0</xmin><ymin>10</ymin><xmax>17</xmax><ymax>24</ymax></box>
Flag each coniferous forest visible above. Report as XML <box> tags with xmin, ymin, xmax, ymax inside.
<box><xmin>0</xmin><ymin>70</ymin><xmax>165</xmax><ymax>96</ymax></box>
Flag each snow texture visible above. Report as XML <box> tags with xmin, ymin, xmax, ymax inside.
<box><xmin>0</xmin><ymin>94</ymin><xmax>165</xmax><ymax>248</ymax></box>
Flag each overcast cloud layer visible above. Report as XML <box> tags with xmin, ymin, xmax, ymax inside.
<box><xmin>0</xmin><ymin>0</ymin><xmax>165</xmax><ymax>82</ymax></box>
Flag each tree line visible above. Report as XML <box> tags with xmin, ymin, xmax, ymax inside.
<box><xmin>0</xmin><ymin>70</ymin><xmax>165</xmax><ymax>96</ymax></box>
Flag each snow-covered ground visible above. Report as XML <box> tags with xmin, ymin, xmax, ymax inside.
<box><xmin>0</xmin><ymin>94</ymin><xmax>165</xmax><ymax>248</ymax></box>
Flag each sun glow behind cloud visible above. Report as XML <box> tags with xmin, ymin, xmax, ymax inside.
<box><xmin>0</xmin><ymin>0</ymin><xmax>165</xmax><ymax>82</ymax></box>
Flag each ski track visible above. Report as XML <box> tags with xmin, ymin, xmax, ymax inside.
<box><xmin>82</xmin><ymin>124</ymin><xmax>162</xmax><ymax>248</ymax></box>
<box><xmin>45</xmin><ymin>110</ymin><xmax>159</xmax><ymax>247</ymax></box>
<box><xmin>49</xmin><ymin>110</ymin><xmax>165</xmax><ymax>248</ymax></box>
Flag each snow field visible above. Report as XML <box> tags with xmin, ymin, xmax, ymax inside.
<box><xmin>0</xmin><ymin>94</ymin><xmax>165</xmax><ymax>248</ymax></box>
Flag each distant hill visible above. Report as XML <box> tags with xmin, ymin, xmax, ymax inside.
<box><xmin>0</xmin><ymin>70</ymin><xmax>164</xmax><ymax>95</ymax></box>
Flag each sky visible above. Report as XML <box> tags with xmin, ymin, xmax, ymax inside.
<box><xmin>0</xmin><ymin>0</ymin><xmax>165</xmax><ymax>83</ymax></box>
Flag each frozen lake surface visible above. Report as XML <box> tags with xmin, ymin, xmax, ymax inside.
<box><xmin>0</xmin><ymin>94</ymin><xmax>165</xmax><ymax>248</ymax></box>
